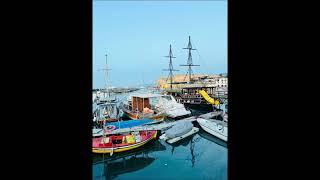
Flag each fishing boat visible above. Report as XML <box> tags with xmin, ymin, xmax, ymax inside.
<box><xmin>120</xmin><ymin>94</ymin><xmax>165</xmax><ymax>121</ymax></box>
<box><xmin>92</xmin><ymin>130</ymin><xmax>158</xmax><ymax>154</ymax></box>
<box><xmin>93</xmin><ymin>102</ymin><xmax>119</xmax><ymax>125</ymax></box>
<box><xmin>93</xmin><ymin>51</ymin><xmax>121</xmax><ymax>128</ymax></box>
<box><xmin>197</xmin><ymin>117</ymin><xmax>227</xmax><ymax>142</ymax></box>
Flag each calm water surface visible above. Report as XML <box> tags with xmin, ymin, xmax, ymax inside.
<box><xmin>93</xmin><ymin>128</ymin><xmax>227</xmax><ymax>180</ymax></box>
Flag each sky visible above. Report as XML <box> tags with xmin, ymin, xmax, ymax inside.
<box><xmin>93</xmin><ymin>0</ymin><xmax>227</xmax><ymax>88</ymax></box>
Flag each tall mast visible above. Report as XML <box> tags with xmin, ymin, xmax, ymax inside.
<box><xmin>180</xmin><ymin>36</ymin><xmax>200</xmax><ymax>83</ymax></box>
<box><xmin>163</xmin><ymin>44</ymin><xmax>179</xmax><ymax>89</ymax></box>
<box><xmin>105</xmin><ymin>53</ymin><xmax>108</xmax><ymax>94</ymax></box>
<box><xmin>99</xmin><ymin>51</ymin><xmax>111</xmax><ymax>98</ymax></box>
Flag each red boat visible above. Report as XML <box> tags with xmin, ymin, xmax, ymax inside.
<box><xmin>92</xmin><ymin>130</ymin><xmax>157</xmax><ymax>154</ymax></box>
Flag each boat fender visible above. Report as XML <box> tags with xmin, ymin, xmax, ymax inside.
<box><xmin>104</xmin><ymin>125</ymin><xmax>116</xmax><ymax>133</ymax></box>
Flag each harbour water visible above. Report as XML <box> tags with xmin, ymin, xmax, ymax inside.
<box><xmin>92</xmin><ymin>89</ymin><xmax>227</xmax><ymax>180</ymax></box>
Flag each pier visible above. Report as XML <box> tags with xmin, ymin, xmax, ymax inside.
<box><xmin>102</xmin><ymin>112</ymin><xmax>220</xmax><ymax>135</ymax></box>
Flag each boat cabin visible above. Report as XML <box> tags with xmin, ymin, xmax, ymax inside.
<box><xmin>132</xmin><ymin>96</ymin><xmax>151</xmax><ymax>113</ymax></box>
<box><xmin>129</xmin><ymin>94</ymin><xmax>164</xmax><ymax>114</ymax></box>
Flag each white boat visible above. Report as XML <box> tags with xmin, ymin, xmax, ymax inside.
<box><xmin>122</xmin><ymin>93</ymin><xmax>191</xmax><ymax>119</ymax></box>
<box><xmin>197</xmin><ymin>118</ymin><xmax>228</xmax><ymax>142</ymax></box>
<box><xmin>154</xmin><ymin>94</ymin><xmax>191</xmax><ymax>118</ymax></box>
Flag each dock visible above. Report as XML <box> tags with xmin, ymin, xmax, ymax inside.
<box><xmin>93</xmin><ymin>111</ymin><xmax>222</xmax><ymax>136</ymax></box>
<box><xmin>104</xmin><ymin>116</ymin><xmax>197</xmax><ymax>135</ymax></box>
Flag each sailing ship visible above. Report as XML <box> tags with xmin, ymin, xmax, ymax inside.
<box><xmin>163</xmin><ymin>36</ymin><xmax>227</xmax><ymax>112</ymax></box>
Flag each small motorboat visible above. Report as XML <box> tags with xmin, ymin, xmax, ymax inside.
<box><xmin>159</xmin><ymin>120</ymin><xmax>199</xmax><ymax>144</ymax></box>
<box><xmin>165</xmin><ymin>120</ymin><xmax>193</xmax><ymax>138</ymax></box>
<box><xmin>197</xmin><ymin>118</ymin><xmax>227</xmax><ymax>142</ymax></box>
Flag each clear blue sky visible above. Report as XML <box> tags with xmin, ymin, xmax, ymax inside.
<box><xmin>93</xmin><ymin>0</ymin><xmax>227</xmax><ymax>88</ymax></box>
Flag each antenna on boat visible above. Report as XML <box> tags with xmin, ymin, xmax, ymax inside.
<box><xmin>180</xmin><ymin>36</ymin><xmax>200</xmax><ymax>83</ymax></box>
<box><xmin>163</xmin><ymin>44</ymin><xmax>179</xmax><ymax>90</ymax></box>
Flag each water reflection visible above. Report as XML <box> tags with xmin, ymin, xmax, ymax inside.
<box><xmin>198</xmin><ymin>128</ymin><xmax>227</xmax><ymax>148</ymax></box>
<box><xmin>165</xmin><ymin>134</ymin><xmax>201</xmax><ymax>168</ymax></box>
<box><xmin>93</xmin><ymin>141</ymin><xmax>166</xmax><ymax>180</ymax></box>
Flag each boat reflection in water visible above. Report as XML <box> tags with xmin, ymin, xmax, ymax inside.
<box><xmin>93</xmin><ymin>140</ymin><xmax>166</xmax><ymax>180</ymax></box>
<box><xmin>198</xmin><ymin>128</ymin><xmax>227</xmax><ymax>148</ymax></box>
<box><xmin>164</xmin><ymin>127</ymin><xmax>227</xmax><ymax>169</ymax></box>
<box><xmin>166</xmin><ymin>133</ymin><xmax>201</xmax><ymax>168</ymax></box>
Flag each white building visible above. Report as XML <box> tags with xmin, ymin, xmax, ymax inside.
<box><xmin>199</xmin><ymin>75</ymin><xmax>228</xmax><ymax>88</ymax></box>
<box><xmin>216</xmin><ymin>77</ymin><xmax>228</xmax><ymax>87</ymax></box>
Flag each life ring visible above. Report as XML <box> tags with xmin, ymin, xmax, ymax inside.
<box><xmin>104</xmin><ymin>125</ymin><xmax>116</xmax><ymax>133</ymax></box>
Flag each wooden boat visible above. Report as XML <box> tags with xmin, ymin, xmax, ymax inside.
<box><xmin>120</xmin><ymin>94</ymin><xmax>165</xmax><ymax>121</ymax></box>
<box><xmin>92</xmin><ymin>130</ymin><xmax>158</xmax><ymax>154</ymax></box>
